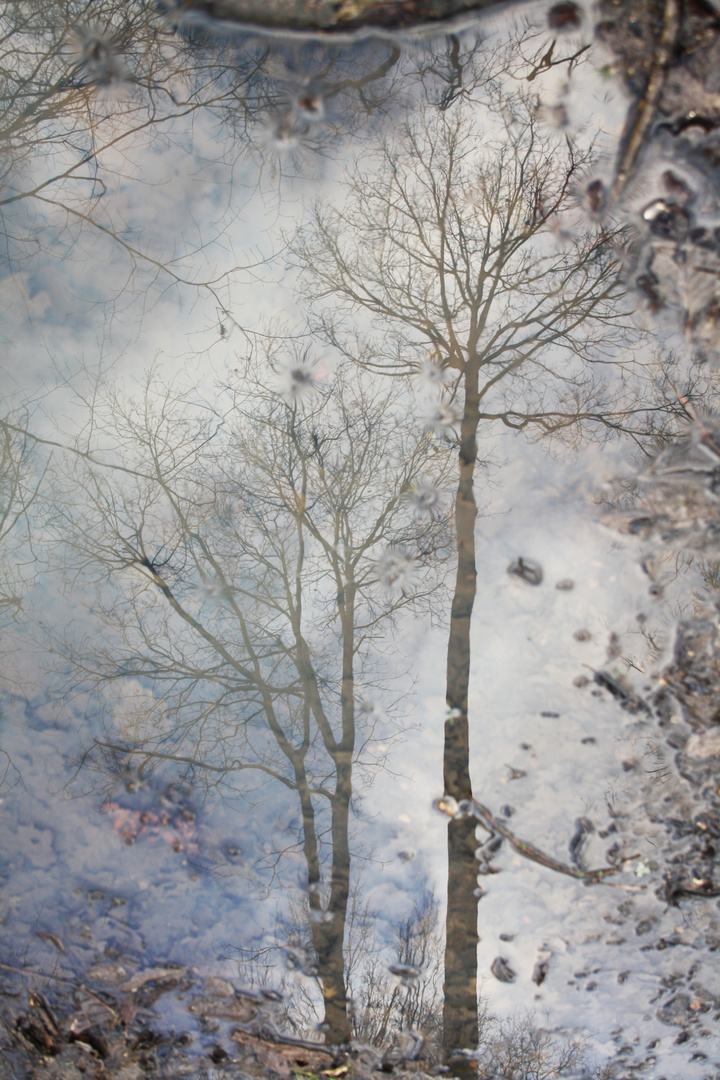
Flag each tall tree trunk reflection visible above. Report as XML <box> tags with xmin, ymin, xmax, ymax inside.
<box><xmin>316</xmin><ymin>755</ymin><xmax>353</xmax><ymax>1042</ymax></box>
<box><xmin>443</xmin><ymin>361</ymin><xmax>481</xmax><ymax>1068</ymax></box>
<box><xmin>289</xmin><ymin>52</ymin><xmax>638</xmax><ymax>1064</ymax></box>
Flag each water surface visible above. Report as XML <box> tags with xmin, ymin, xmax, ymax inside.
<box><xmin>2</xmin><ymin>2</ymin><xmax>720</xmax><ymax>1077</ymax></box>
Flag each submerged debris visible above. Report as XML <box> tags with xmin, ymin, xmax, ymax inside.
<box><xmin>490</xmin><ymin>956</ymin><xmax>517</xmax><ymax>983</ymax></box>
<box><xmin>435</xmin><ymin>792</ymin><xmax>618</xmax><ymax>882</ymax></box>
<box><xmin>593</xmin><ymin>669</ymin><xmax>650</xmax><ymax>714</ymax></box>
<box><xmin>102</xmin><ymin>769</ymin><xmax>200</xmax><ymax>857</ymax></box>
<box><xmin>532</xmin><ymin>957</ymin><xmax>550</xmax><ymax>986</ymax></box>
<box><xmin>507</xmin><ymin>557</ymin><xmax>543</xmax><ymax>586</ymax></box>
<box><xmin>569</xmin><ymin>817</ymin><xmax>595</xmax><ymax>870</ymax></box>
<box><xmin>388</xmin><ymin>964</ymin><xmax>422</xmax><ymax>985</ymax></box>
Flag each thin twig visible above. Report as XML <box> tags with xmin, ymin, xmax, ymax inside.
<box><xmin>439</xmin><ymin>799</ymin><xmax>619</xmax><ymax>883</ymax></box>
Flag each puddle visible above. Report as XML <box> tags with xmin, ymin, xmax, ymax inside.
<box><xmin>2</xmin><ymin>0</ymin><xmax>720</xmax><ymax>1077</ymax></box>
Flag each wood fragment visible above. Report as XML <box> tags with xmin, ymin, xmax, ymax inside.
<box><xmin>610</xmin><ymin>0</ymin><xmax>682</xmax><ymax>208</ymax></box>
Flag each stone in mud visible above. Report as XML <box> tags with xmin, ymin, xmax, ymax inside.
<box><xmin>532</xmin><ymin>959</ymin><xmax>550</xmax><ymax>986</ymax></box>
<box><xmin>569</xmin><ymin>817</ymin><xmax>594</xmax><ymax>869</ymax></box>
<box><xmin>204</xmin><ymin>976</ymin><xmax>236</xmax><ymax>997</ymax></box>
<box><xmin>490</xmin><ymin>956</ymin><xmax>516</xmax><ymax>982</ymax></box>
<box><xmin>656</xmin><ymin>992</ymin><xmax>696</xmax><ymax>1026</ymax></box>
<box><xmin>641</xmin><ymin>199</ymin><xmax>690</xmax><ymax>241</ymax></box>
<box><xmin>87</xmin><ymin>962</ymin><xmax>129</xmax><ymax>984</ymax></box>
<box><xmin>507</xmin><ymin>556</ymin><xmax>543</xmax><ymax>586</ymax></box>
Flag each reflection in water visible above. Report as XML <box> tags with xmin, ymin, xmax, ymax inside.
<box><xmin>2</xmin><ymin>2</ymin><xmax>720</xmax><ymax>1077</ymax></box>
<box><xmin>289</xmin><ymin>43</ymin><xmax>639</xmax><ymax>1069</ymax></box>
<box><xmin>51</xmin><ymin>358</ymin><xmax>454</xmax><ymax>1045</ymax></box>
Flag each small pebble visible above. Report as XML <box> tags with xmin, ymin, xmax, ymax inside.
<box><xmin>532</xmin><ymin>960</ymin><xmax>550</xmax><ymax>986</ymax></box>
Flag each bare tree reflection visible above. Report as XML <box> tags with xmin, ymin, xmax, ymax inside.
<box><xmin>228</xmin><ymin>876</ymin><xmax>444</xmax><ymax>1056</ymax></box>
<box><xmin>0</xmin><ymin>11</ymin><xmax>678</xmax><ymax>1069</ymax></box>
<box><xmin>0</xmin><ymin>1</ymin><xmax>412</xmax><ymax>325</ymax></box>
<box><xmin>350</xmin><ymin>885</ymin><xmax>443</xmax><ymax>1053</ymax></box>
<box><xmin>289</xmin><ymin>52</ymin><xmax>648</xmax><ymax>1065</ymax></box>
<box><xmin>49</xmin><ymin>348</ymin><xmax>454</xmax><ymax>1042</ymax></box>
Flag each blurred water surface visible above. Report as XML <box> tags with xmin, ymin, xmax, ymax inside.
<box><xmin>2</xmin><ymin>2</ymin><xmax>720</xmax><ymax>1076</ymax></box>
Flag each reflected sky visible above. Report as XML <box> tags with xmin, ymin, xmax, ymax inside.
<box><xmin>2</xmin><ymin>2</ymin><xmax>720</xmax><ymax>1077</ymax></box>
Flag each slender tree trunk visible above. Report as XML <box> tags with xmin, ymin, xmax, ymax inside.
<box><xmin>442</xmin><ymin>360</ymin><xmax>481</xmax><ymax>1073</ymax></box>
<box><xmin>308</xmin><ymin>596</ymin><xmax>356</xmax><ymax>1045</ymax></box>
<box><xmin>314</xmin><ymin>752</ymin><xmax>353</xmax><ymax>1044</ymax></box>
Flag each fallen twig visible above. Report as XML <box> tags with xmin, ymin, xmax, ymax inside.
<box><xmin>471</xmin><ymin>798</ymin><xmax>619</xmax><ymax>882</ymax></box>
<box><xmin>436</xmin><ymin>798</ymin><xmax>619</xmax><ymax>883</ymax></box>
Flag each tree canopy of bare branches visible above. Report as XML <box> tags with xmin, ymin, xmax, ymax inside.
<box><xmin>289</xmin><ymin>55</ymin><xmax>645</xmax><ymax>1063</ymax></box>
<box><xmin>48</xmin><ymin>349</ymin><xmax>455</xmax><ymax>1042</ymax></box>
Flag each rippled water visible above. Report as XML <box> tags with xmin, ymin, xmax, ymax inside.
<box><xmin>2</xmin><ymin>2</ymin><xmax>720</xmax><ymax>1077</ymax></box>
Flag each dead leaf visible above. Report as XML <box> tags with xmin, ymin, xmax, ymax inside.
<box><xmin>120</xmin><ymin>995</ymin><xmax>136</xmax><ymax>1027</ymax></box>
<box><xmin>190</xmin><ymin>992</ymin><xmax>258</xmax><ymax>1022</ymax></box>
<box><xmin>120</xmin><ymin>966</ymin><xmax>184</xmax><ymax>993</ymax></box>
